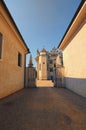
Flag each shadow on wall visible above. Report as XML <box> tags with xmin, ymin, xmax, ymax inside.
<box><xmin>64</xmin><ymin>77</ymin><xmax>86</xmax><ymax>97</ymax></box>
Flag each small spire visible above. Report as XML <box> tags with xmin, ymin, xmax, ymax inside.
<box><xmin>41</xmin><ymin>48</ymin><xmax>46</xmax><ymax>52</ymax></box>
<box><xmin>29</xmin><ymin>54</ymin><xmax>33</xmax><ymax>67</ymax></box>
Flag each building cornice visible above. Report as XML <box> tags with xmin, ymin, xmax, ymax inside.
<box><xmin>0</xmin><ymin>0</ymin><xmax>30</xmax><ymax>54</ymax></box>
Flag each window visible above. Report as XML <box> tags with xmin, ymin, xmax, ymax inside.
<box><xmin>52</xmin><ymin>54</ymin><xmax>56</xmax><ymax>57</ymax></box>
<box><xmin>18</xmin><ymin>52</ymin><xmax>22</xmax><ymax>66</ymax></box>
<box><xmin>50</xmin><ymin>60</ymin><xmax>53</xmax><ymax>64</ymax></box>
<box><xmin>51</xmin><ymin>76</ymin><xmax>53</xmax><ymax>81</ymax></box>
<box><xmin>54</xmin><ymin>64</ymin><xmax>56</xmax><ymax>68</ymax></box>
<box><xmin>0</xmin><ymin>33</ymin><xmax>2</xmax><ymax>59</ymax></box>
<box><xmin>50</xmin><ymin>68</ymin><xmax>53</xmax><ymax>72</ymax></box>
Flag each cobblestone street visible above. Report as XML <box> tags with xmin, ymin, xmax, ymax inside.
<box><xmin>0</xmin><ymin>88</ymin><xmax>86</xmax><ymax>130</ymax></box>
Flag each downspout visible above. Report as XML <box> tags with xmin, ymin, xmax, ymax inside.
<box><xmin>24</xmin><ymin>54</ymin><xmax>26</xmax><ymax>88</ymax></box>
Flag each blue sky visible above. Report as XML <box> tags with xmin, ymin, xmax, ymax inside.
<box><xmin>5</xmin><ymin>0</ymin><xmax>81</xmax><ymax>67</ymax></box>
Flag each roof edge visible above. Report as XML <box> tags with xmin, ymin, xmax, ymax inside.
<box><xmin>58</xmin><ymin>0</ymin><xmax>85</xmax><ymax>49</ymax></box>
<box><xmin>1</xmin><ymin>0</ymin><xmax>30</xmax><ymax>53</ymax></box>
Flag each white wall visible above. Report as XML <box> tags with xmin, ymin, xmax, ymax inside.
<box><xmin>63</xmin><ymin>23</ymin><xmax>86</xmax><ymax>97</ymax></box>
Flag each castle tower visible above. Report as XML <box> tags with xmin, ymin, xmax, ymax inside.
<box><xmin>38</xmin><ymin>48</ymin><xmax>48</xmax><ymax>80</ymax></box>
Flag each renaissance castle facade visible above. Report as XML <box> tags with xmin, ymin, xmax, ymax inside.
<box><xmin>35</xmin><ymin>47</ymin><xmax>64</xmax><ymax>87</ymax></box>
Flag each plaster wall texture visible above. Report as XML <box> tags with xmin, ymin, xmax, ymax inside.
<box><xmin>0</xmin><ymin>3</ymin><xmax>28</xmax><ymax>98</ymax></box>
<box><xmin>63</xmin><ymin>22</ymin><xmax>86</xmax><ymax>97</ymax></box>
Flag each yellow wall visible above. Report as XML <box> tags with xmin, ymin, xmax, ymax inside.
<box><xmin>63</xmin><ymin>22</ymin><xmax>86</xmax><ymax>97</ymax></box>
<box><xmin>0</xmin><ymin>2</ymin><xmax>28</xmax><ymax>98</ymax></box>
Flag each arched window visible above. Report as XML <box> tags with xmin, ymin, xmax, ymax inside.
<box><xmin>0</xmin><ymin>33</ymin><xmax>3</xmax><ymax>59</ymax></box>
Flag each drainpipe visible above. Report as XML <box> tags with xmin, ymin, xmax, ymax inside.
<box><xmin>24</xmin><ymin>54</ymin><xmax>26</xmax><ymax>88</ymax></box>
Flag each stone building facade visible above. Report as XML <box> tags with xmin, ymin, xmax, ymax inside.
<box><xmin>35</xmin><ymin>47</ymin><xmax>58</xmax><ymax>82</ymax></box>
<box><xmin>0</xmin><ymin>1</ymin><xmax>30</xmax><ymax>99</ymax></box>
<box><xmin>58</xmin><ymin>0</ymin><xmax>86</xmax><ymax>97</ymax></box>
<box><xmin>35</xmin><ymin>47</ymin><xmax>63</xmax><ymax>87</ymax></box>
